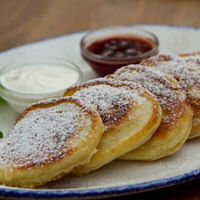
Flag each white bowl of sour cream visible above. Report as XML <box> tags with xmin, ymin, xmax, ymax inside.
<box><xmin>0</xmin><ymin>58</ymin><xmax>82</xmax><ymax>113</ymax></box>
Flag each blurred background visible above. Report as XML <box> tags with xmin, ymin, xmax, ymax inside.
<box><xmin>0</xmin><ymin>0</ymin><xmax>200</xmax><ymax>52</ymax></box>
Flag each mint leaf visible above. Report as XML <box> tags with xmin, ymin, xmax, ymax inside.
<box><xmin>0</xmin><ymin>131</ymin><xmax>3</xmax><ymax>138</ymax></box>
<box><xmin>0</xmin><ymin>97</ymin><xmax>6</xmax><ymax>103</ymax></box>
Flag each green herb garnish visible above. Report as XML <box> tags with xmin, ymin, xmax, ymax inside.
<box><xmin>0</xmin><ymin>97</ymin><xmax>6</xmax><ymax>104</ymax></box>
<box><xmin>0</xmin><ymin>131</ymin><xmax>3</xmax><ymax>138</ymax></box>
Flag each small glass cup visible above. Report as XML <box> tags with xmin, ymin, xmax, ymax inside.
<box><xmin>0</xmin><ymin>56</ymin><xmax>82</xmax><ymax>113</ymax></box>
<box><xmin>81</xmin><ymin>26</ymin><xmax>159</xmax><ymax>76</ymax></box>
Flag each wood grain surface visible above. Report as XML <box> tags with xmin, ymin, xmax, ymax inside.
<box><xmin>0</xmin><ymin>0</ymin><xmax>200</xmax><ymax>199</ymax></box>
<box><xmin>0</xmin><ymin>0</ymin><xmax>200</xmax><ymax>52</ymax></box>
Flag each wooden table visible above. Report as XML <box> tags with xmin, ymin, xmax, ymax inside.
<box><xmin>1</xmin><ymin>0</ymin><xmax>200</xmax><ymax>199</ymax></box>
<box><xmin>1</xmin><ymin>0</ymin><xmax>200</xmax><ymax>52</ymax></box>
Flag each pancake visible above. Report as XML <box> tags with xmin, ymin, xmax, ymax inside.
<box><xmin>107</xmin><ymin>65</ymin><xmax>193</xmax><ymax>160</ymax></box>
<box><xmin>0</xmin><ymin>97</ymin><xmax>104</xmax><ymax>188</ymax></box>
<box><xmin>179</xmin><ymin>52</ymin><xmax>200</xmax><ymax>57</ymax></box>
<box><xmin>63</xmin><ymin>78</ymin><xmax>162</xmax><ymax>174</ymax></box>
<box><xmin>141</xmin><ymin>54</ymin><xmax>200</xmax><ymax>138</ymax></box>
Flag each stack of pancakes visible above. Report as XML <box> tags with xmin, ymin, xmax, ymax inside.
<box><xmin>0</xmin><ymin>53</ymin><xmax>199</xmax><ymax>188</ymax></box>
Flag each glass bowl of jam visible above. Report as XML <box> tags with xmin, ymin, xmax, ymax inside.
<box><xmin>81</xmin><ymin>26</ymin><xmax>159</xmax><ymax>76</ymax></box>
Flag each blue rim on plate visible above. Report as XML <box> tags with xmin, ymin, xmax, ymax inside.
<box><xmin>0</xmin><ymin>24</ymin><xmax>200</xmax><ymax>199</ymax></box>
<box><xmin>1</xmin><ymin>168</ymin><xmax>200</xmax><ymax>199</ymax></box>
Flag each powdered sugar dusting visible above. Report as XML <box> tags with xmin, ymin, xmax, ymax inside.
<box><xmin>111</xmin><ymin>65</ymin><xmax>184</xmax><ymax>124</ymax></box>
<box><xmin>0</xmin><ymin>102</ymin><xmax>91</xmax><ymax>169</ymax></box>
<box><xmin>142</xmin><ymin>54</ymin><xmax>200</xmax><ymax>109</ymax></box>
<box><xmin>72</xmin><ymin>81</ymin><xmax>144</xmax><ymax>129</ymax></box>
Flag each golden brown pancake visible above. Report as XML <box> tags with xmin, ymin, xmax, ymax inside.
<box><xmin>63</xmin><ymin>78</ymin><xmax>162</xmax><ymax>173</ymax></box>
<box><xmin>107</xmin><ymin>65</ymin><xmax>193</xmax><ymax>160</ymax></box>
<box><xmin>179</xmin><ymin>52</ymin><xmax>200</xmax><ymax>57</ymax></box>
<box><xmin>0</xmin><ymin>97</ymin><xmax>104</xmax><ymax>188</ymax></box>
<box><xmin>141</xmin><ymin>54</ymin><xmax>200</xmax><ymax>138</ymax></box>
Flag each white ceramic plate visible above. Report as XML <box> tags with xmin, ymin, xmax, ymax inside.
<box><xmin>1</xmin><ymin>25</ymin><xmax>200</xmax><ymax>199</ymax></box>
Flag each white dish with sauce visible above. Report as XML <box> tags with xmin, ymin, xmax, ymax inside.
<box><xmin>1</xmin><ymin>25</ymin><xmax>200</xmax><ymax>199</ymax></box>
<box><xmin>0</xmin><ymin>58</ymin><xmax>82</xmax><ymax>112</ymax></box>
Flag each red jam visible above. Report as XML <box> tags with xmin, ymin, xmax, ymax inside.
<box><xmin>88</xmin><ymin>36</ymin><xmax>153</xmax><ymax>59</ymax></box>
<box><xmin>82</xmin><ymin>36</ymin><xmax>158</xmax><ymax>76</ymax></box>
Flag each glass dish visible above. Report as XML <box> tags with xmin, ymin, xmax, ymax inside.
<box><xmin>0</xmin><ymin>57</ymin><xmax>82</xmax><ymax>113</ymax></box>
<box><xmin>81</xmin><ymin>26</ymin><xmax>159</xmax><ymax>76</ymax></box>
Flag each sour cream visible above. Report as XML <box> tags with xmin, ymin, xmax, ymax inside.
<box><xmin>0</xmin><ymin>64</ymin><xmax>80</xmax><ymax>94</ymax></box>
